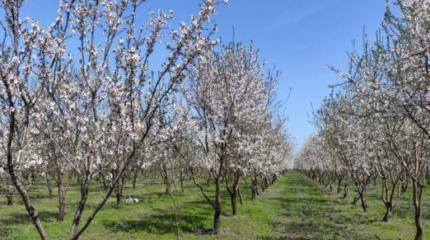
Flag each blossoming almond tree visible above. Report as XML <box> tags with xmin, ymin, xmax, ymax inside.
<box><xmin>186</xmin><ymin>43</ymin><xmax>258</xmax><ymax>233</ymax></box>
<box><xmin>316</xmin><ymin>1</ymin><xmax>430</xmax><ymax>237</ymax></box>
<box><xmin>184</xmin><ymin>42</ymin><xmax>288</xmax><ymax>234</ymax></box>
<box><xmin>0</xmin><ymin>0</ymin><xmax>224</xmax><ymax>239</ymax></box>
<box><xmin>0</xmin><ymin>0</ymin><xmax>74</xmax><ymax>238</ymax></box>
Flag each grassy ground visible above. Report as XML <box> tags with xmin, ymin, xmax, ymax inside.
<box><xmin>1</xmin><ymin>172</ymin><xmax>430</xmax><ymax>239</ymax></box>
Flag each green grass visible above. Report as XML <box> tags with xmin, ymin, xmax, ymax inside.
<box><xmin>1</xmin><ymin>172</ymin><xmax>430</xmax><ymax>239</ymax></box>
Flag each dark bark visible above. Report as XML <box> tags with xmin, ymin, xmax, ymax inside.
<box><xmin>5</xmin><ymin>109</ymin><xmax>48</xmax><ymax>239</ymax></box>
<box><xmin>412</xmin><ymin>180</ymin><xmax>423</xmax><ymax>240</ymax></box>
<box><xmin>262</xmin><ymin>177</ymin><xmax>269</xmax><ymax>192</ymax></box>
<box><xmin>238</xmin><ymin>187</ymin><xmax>243</xmax><ymax>205</ymax></box>
<box><xmin>342</xmin><ymin>183</ymin><xmax>349</xmax><ymax>199</ymax></box>
<box><xmin>271</xmin><ymin>174</ymin><xmax>277</xmax><ymax>185</ymax></box>
<box><xmin>132</xmin><ymin>169</ymin><xmax>139</xmax><ymax>188</ymax></box>
<box><xmin>179</xmin><ymin>171</ymin><xmax>185</xmax><ymax>193</ymax></box>
<box><xmin>213</xmin><ymin>178</ymin><xmax>222</xmax><ymax>235</ymax></box>
<box><xmin>230</xmin><ymin>190</ymin><xmax>237</xmax><ymax>216</ymax></box>
<box><xmin>46</xmin><ymin>174</ymin><xmax>53</xmax><ymax>199</ymax></box>
<box><xmin>101</xmin><ymin>174</ymin><xmax>108</xmax><ymax>190</ymax></box>
<box><xmin>162</xmin><ymin>163</ymin><xmax>171</xmax><ymax>194</ymax></box>
<box><xmin>251</xmin><ymin>176</ymin><xmax>258</xmax><ymax>201</ymax></box>
<box><xmin>70</xmin><ymin>182</ymin><xmax>89</xmax><ymax>238</ymax></box>
<box><xmin>31</xmin><ymin>169</ymin><xmax>36</xmax><ymax>185</ymax></box>
<box><xmin>8</xmin><ymin>170</ymin><xmax>48</xmax><ymax>239</ymax></box>
<box><xmin>351</xmin><ymin>194</ymin><xmax>360</xmax><ymax>205</ymax></box>
<box><xmin>5</xmin><ymin>181</ymin><xmax>13</xmax><ymax>205</ymax></box>
<box><xmin>115</xmin><ymin>177</ymin><xmax>125</xmax><ymax>208</ymax></box>
<box><xmin>70</xmin><ymin>161</ymin><xmax>135</xmax><ymax>240</ymax></box>
<box><xmin>6</xmin><ymin>193</ymin><xmax>13</xmax><ymax>206</ymax></box>
<box><xmin>226</xmin><ymin>173</ymin><xmax>240</xmax><ymax>216</ymax></box>
<box><xmin>336</xmin><ymin>177</ymin><xmax>343</xmax><ymax>194</ymax></box>
<box><xmin>382</xmin><ymin>203</ymin><xmax>393</xmax><ymax>222</ymax></box>
<box><xmin>358</xmin><ymin>190</ymin><xmax>368</xmax><ymax>212</ymax></box>
<box><xmin>57</xmin><ymin>174</ymin><xmax>66</xmax><ymax>221</ymax></box>
<box><xmin>380</xmin><ymin>176</ymin><xmax>403</xmax><ymax>222</ymax></box>
<box><xmin>350</xmin><ymin>173</ymin><xmax>370</xmax><ymax>213</ymax></box>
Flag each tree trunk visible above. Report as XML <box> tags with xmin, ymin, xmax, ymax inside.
<box><xmin>251</xmin><ymin>177</ymin><xmax>258</xmax><ymax>201</ymax></box>
<box><xmin>271</xmin><ymin>174</ymin><xmax>277</xmax><ymax>184</ymax></box>
<box><xmin>70</xmin><ymin>183</ymin><xmax>89</xmax><ymax>238</ymax></box>
<box><xmin>342</xmin><ymin>183</ymin><xmax>348</xmax><ymax>199</ymax></box>
<box><xmin>162</xmin><ymin>163</ymin><xmax>171</xmax><ymax>194</ymax></box>
<box><xmin>336</xmin><ymin>178</ymin><xmax>343</xmax><ymax>194</ymax></box>
<box><xmin>31</xmin><ymin>169</ymin><xmax>36</xmax><ymax>184</ymax></box>
<box><xmin>412</xmin><ymin>180</ymin><xmax>423</xmax><ymax>240</ymax></box>
<box><xmin>46</xmin><ymin>174</ymin><xmax>53</xmax><ymax>199</ymax></box>
<box><xmin>358</xmin><ymin>190</ymin><xmax>368</xmax><ymax>212</ymax></box>
<box><xmin>229</xmin><ymin>173</ymin><xmax>240</xmax><ymax>216</ymax></box>
<box><xmin>231</xmin><ymin>190</ymin><xmax>237</xmax><ymax>216</ymax></box>
<box><xmin>180</xmin><ymin>171</ymin><xmax>185</xmax><ymax>193</ymax></box>
<box><xmin>165</xmin><ymin>179</ymin><xmax>171</xmax><ymax>194</ymax></box>
<box><xmin>6</xmin><ymin>193</ymin><xmax>13</xmax><ymax>205</ymax></box>
<box><xmin>382</xmin><ymin>203</ymin><xmax>393</xmax><ymax>222</ymax></box>
<box><xmin>115</xmin><ymin>177</ymin><xmax>125</xmax><ymax>208</ymax></box>
<box><xmin>100</xmin><ymin>174</ymin><xmax>108</xmax><ymax>190</ymax></box>
<box><xmin>262</xmin><ymin>177</ymin><xmax>269</xmax><ymax>192</ymax></box>
<box><xmin>132</xmin><ymin>169</ymin><xmax>139</xmax><ymax>188</ymax></box>
<box><xmin>238</xmin><ymin>187</ymin><xmax>243</xmax><ymax>205</ymax></box>
<box><xmin>5</xmin><ymin>181</ymin><xmax>13</xmax><ymax>205</ymax></box>
<box><xmin>57</xmin><ymin>175</ymin><xmax>66</xmax><ymax>221</ymax></box>
<box><xmin>7</xmin><ymin>161</ymin><xmax>48</xmax><ymax>239</ymax></box>
<box><xmin>402</xmin><ymin>180</ymin><xmax>409</xmax><ymax>193</ymax></box>
<box><xmin>351</xmin><ymin>194</ymin><xmax>360</xmax><ymax>205</ymax></box>
<box><xmin>213</xmin><ymin>178</ymin><xmax>222</xmax><ymax>235</ymax></box>
<box><xmin>381</xmin><ymin>177</ymin><xmax>403</xmax><ymax>222</ymax></box>
<box><xmin>116</xmin><ymin>191</ymin><xmax>121</xmax><ymax>208</ymax></box>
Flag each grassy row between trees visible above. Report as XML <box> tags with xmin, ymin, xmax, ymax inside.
<box><xmin>3</xmin><ymin>171</ymin><xmax>430</xmax><ymax>239</ymax></box>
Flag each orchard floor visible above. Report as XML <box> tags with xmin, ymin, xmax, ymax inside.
<box><xmin>1</xmin><ymin>172</ymin><xmax>429</xmax><ymax>239</ymax></box>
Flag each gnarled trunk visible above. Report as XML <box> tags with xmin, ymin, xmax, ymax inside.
<box><xmin>70</xmin><ymin>182</ymin><xmax>89</xmax><ymax>238</ymax></box>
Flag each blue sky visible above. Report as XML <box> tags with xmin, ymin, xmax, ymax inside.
<box><xmin>20</xmin><ymin>0</ymin><xmax>387</xmax><ymax>152</ymax></box>
<box><xmin>210</xmin><ymin>0</ymin><xmax>387</xmax><ymax>151</ymax></box>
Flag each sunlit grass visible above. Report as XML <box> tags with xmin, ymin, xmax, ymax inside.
<box><xmin>1</xmin><ymin>172</ymin><xmax>430</xmax><ymax>239</ymax></box>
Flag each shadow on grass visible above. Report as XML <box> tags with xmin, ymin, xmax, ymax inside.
<box><xmin>103</xmin><ymin>212</ymin><xmax>210</xmax><ymax>234</ymax></box>
<box><xmin>0</xmin><ymin>226</ymin><xmax>13</xmax><ymax>238</ymax></box>
<box><xmin>103</xmin><ymin>199</ymin><xmax>216</xmax><ymax>235</ymax></box>
<box><xmin>0</xmin><ymin>210</ymin><xmax>58</xmax><ymax>225</ymax></box>
<box><xmin>259</xmin><ymin>173</ymin><xmax>371</xmax><ymax>240</ymax></box>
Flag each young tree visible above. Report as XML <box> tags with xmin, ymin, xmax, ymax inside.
<box><xmin>185</xmin><ymin>42</ymin><xmax>282</xmax><ymax>233</ymax></box>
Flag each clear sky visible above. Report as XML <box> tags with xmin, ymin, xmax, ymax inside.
<box><xmin>210</xmin><ymin>0</ymin><xmax>387</xmax><ymax>152</ymax></box>
<box><xmin>20</xmin><ymin>0</ymin><xmax>387</xmax><ymax>152</ymax></box>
